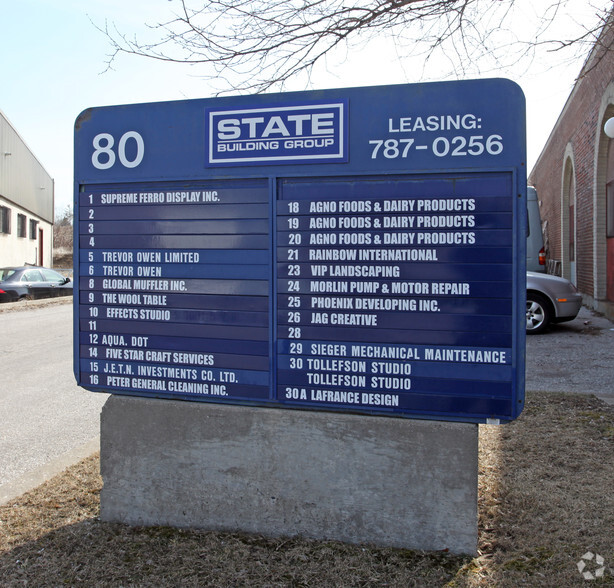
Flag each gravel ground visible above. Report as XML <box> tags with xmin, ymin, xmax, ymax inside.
<box><xmin>525</xmin><ymin>306</ymin><xmax>614</xmax><ymax>403</ymax></box>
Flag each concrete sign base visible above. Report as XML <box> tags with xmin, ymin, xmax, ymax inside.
<box><xmin>100</xmin><ymin>396</ymin><xmax>478</xmax><ymax>554</ymax></box>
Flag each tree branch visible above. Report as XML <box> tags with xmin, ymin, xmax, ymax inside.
<box><xmin>97</xmin><ymin>0</ymin><xmax>614</xmax><ymax>93</ymax></box>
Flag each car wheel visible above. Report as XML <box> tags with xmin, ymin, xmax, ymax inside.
<box><xmin>526</xmin><ymin>293</ymin><xmax>551</xmax><ymax>334</ymax></box>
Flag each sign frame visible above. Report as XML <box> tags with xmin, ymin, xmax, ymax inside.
<box><xmin>74</xmin><ymin>79</ymin><xmax>527</xmax><ymax>424</ymax></box>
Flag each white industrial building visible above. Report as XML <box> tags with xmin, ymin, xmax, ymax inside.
<box><xmin>0</xmin><ymin>109</ymin><xmax>54</xmax><ymax>268</ymax></box>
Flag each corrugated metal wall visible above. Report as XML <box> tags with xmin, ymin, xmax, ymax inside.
<box><xmin>0</xmin><ymin>109</ymin><xmax>54</xmax><ymax>223</ymax></box>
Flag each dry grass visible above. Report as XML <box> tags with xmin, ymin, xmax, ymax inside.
<box><xmin>1</xmin><ymin>391</ymin><xmax>613</xmax><ymax>587</ymax></box>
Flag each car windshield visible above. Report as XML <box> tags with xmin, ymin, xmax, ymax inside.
<box><xmin>0</xmin><ymin>268</ymin><xmax>18</xmax><ymax>281</ymax></box>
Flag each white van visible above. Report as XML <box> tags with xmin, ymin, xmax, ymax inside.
<box><xmin>527</xmin><ymin>186</ymin><xmax>546</xmax><ymax>272</ymax></box>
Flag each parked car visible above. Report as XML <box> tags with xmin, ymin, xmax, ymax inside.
<box><xmin>0</xmin><ymin>266</ymin><xmax>73</xmax><ymax>303</ymax></box>
<box><xmin>526</xmin><ymin>271</ymin><xmax>582</xmax><ymax>334</ymax></box>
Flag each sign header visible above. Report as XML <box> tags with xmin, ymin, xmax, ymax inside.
<box><xmin>207</xmin><ymin>101</ymin><xmax>347</xmax><ymax>165</ymax></box>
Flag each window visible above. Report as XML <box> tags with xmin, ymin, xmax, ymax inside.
<box><xmin>21</xmin><ymin>269</ymin><xmax>44</xmax><ymax>282</ymax></box>
<box><xmin>0</xmin><ymin>206</ymin><xmax>11</xmax><ymax>234</ymax></box>
<box><xmin>0</xmin><ymin>268</ymin><xmax>17</xmax><ymax>281</ymax></box>
<box><xmin>17</xmin><ymin>214</ymin><xmax>26</xmax><ymax>238</ymax></box>
<box><xmin>41</xmin><ymin>268</ymin><xmax>65</xmax><ymax>283</ymax></box>
<box><xmin>29</xmin><ymin>219</ymin><xmax>38</xmax><ymax>240</ymax></box>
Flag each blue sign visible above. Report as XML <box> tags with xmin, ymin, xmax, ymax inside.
<box><xmin>74</xmin><ymin>79</ymin><xmax>526</xmax><ymax>423</ymax></box>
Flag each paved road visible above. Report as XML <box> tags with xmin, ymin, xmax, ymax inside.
<box><xmin>525</xmin><ymin>305</ymin><xmax>614</xmax><ymax>403</ymax></box>
<box><xmin>0</xmin><ymin>298</ymin><xmax>108</xmax><ymax>503</ymax></box>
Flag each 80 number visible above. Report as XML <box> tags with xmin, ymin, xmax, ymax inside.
<box><xmin>92</xmin><ymin>131</ymin><xmax>145</xmax><ymax>170</ymax></box>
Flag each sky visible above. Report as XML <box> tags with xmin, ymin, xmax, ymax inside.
<box><xmin>0</xmin><ymin>0</ymin><xmax>607</xmax><ymax>216</ymax></box>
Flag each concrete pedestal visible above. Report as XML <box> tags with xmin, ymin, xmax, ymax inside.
<box><xmin>100</xmin><ymin>396</ymin><xmax>478</xmax><ymax>554</ymax></box>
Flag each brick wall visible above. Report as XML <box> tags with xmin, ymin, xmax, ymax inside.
<box><xmin>529</xmin><ymin>21</ymin><xmax>614</xmax><ymax>301</ymax></box>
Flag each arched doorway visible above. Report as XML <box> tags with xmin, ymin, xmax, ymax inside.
<box><xmin>595</xmin><ymin>93</ymin><xmax>614</xmax><ymax>311</ymax></box>
<box><xmin>562</xmin><ymin>155</ymin><xmax>576</xmax><ymax>284</ymax></box>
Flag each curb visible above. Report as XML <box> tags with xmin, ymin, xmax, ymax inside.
<box><xmin>0</xmin><ymin>295</ymin><xmax>72</xmax><ymax>314</ymax></box>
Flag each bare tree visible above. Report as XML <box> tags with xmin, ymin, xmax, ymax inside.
<box><xmin>53</xmin><ymin>205</ymin><xmax>73</xmax><ymax>253</ymax></box>
<box><xmin>101</xmin><ymin>0</ymin><xmax>613</xmax><ymax>93</ymax></box>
